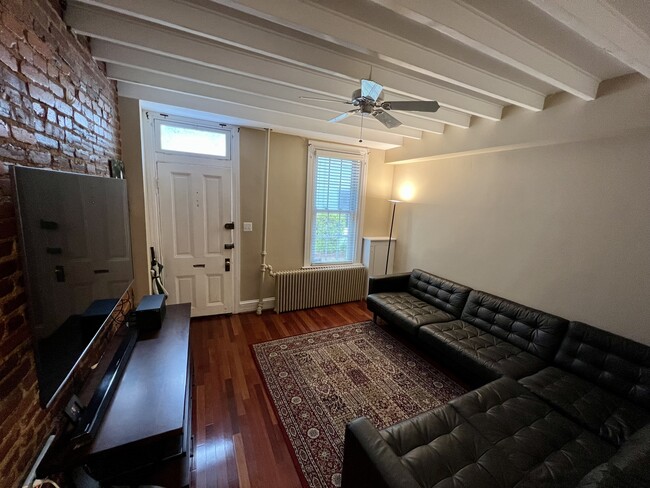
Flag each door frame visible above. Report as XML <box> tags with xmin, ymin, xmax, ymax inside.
<box><xmin>141</xmin><ymin>111</ymin><xmax>241</xmax><ymax>313</ymax></box>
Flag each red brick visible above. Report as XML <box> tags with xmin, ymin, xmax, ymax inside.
<box><xmin>17</xmin><ymin>40</ymin><xmax>33</xmax><ymax>63</ymax></box>
<box><xmin>20</xmin><ymin>61</ymin><xmax>49</xmax><ymax>87</ymax></box>
<box><xmin>35</xmin><ymin>132</ymin><xmax>57</xmax><ymax>148</ymax></box>
<box><xmin>2</xmin><ymin>291</ymin><xmax>25</xmax><ymax>315</ymax></box>
<box><xmin>49</xmin><ymin>80</ymin><xmax>63</xmax><ymax>98</ymax></box>
<box><xmin>0</xmin><ymin>258</ymin><xmax>18</xmax><ymax>278</ymax></box>
<box><xmin>3</xmin><ymin>12</ymin><xmax>26</xmax><ymax>39</ymax></box>
<box><xmin>0</xmin><ymin>43</ymin><xmax>17</xmax><ymax>71</ymax></box>
<box><xmin>32</xmin><ymin>51</ymin><xmax>46</xmax><ymax>72</ymax></box>
<box><xmin>31</xmin><ymin>101</ymin><xmax>45</xmax><ymax>118</ymax></box>
<box><xmin>26</xmin><ymin>31</ymin><xmax>51</xmax><ymax>58</ymax></box>
<box><xmin>0</xmin><ymin>143</ymin><xmax>26</xmax><ymax>161</ymax></box>
<box><xmin>73</xmin><ymin>110</ymin><xmax>88</xmax><ymax>128</ymax></box>
<box><xmin>54</xmin><ymin>97</ymin><xmax>72</xmax><ymax>116</ymax></box>
<box><xmin>0</xmin><ymin>218</ymin><xmax>16</xmax><ymax>239</ymax></box>
<box><xmin>10</xmin><ymin>126</ymin><xmax>36</xmax><ymax>144</ymax></box>
<box><xmin>28</xmin><ymin>83</ymin><xmax>55</xmax><ymax>107</ymax></box>
<box><xmin>28</xmin><ymin>149</ymin><xmax>51</xmax><ymax>164</ymax></box>
<box><xmin>0</xmin><ymin>277</ymin><xmax>13</xmax><ymax>297</ymax></box>
<box><xmin>0</xmin><ymin>354</ymin><xmax>29</xmax><ymax>397</ymax></box>
<box><xmin>5</xmin><ymin>313</ymin><xmax>25</xmax><ymax>333</ymax></box>
<box><xmin>0</xmin><ymin>328</ymin><xmax>29</xmax><ymax>364</ymax></box>
<box><xmin>0</xmin><ymin>240</ymin><xmax>13</xmax><ymax>258</ymax></box>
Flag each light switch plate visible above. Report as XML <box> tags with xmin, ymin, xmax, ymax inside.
<box><xmin>243</xmin><ymin>222</ymin><xmax>253</xmax><ymax>232</ymax></box>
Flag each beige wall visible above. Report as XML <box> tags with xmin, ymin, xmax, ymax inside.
<box><xmin>387</xmin><ymin>75</ymin><xmax>650</xmax><ymax>345</ymax></box>
<box><xmin>118</xmin><ymin>97</ymin><xmax>150</xmax><ymax>300</ymax></box>
<box><xmin>240</xmin><ymin>132</ymin><xmax>393</xmax><ymax>300</ymax></box>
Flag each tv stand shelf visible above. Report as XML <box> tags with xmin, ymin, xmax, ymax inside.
<box><xmin>81</xmin><ymin>302</ymin><xmax>192</xmax><ymax>487</ymax></box>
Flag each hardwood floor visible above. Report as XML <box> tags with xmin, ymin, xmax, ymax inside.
<box><xmin>189</xmin><ymin>301</ymin><xmax>372</xmax><ymax>488</ymax></box>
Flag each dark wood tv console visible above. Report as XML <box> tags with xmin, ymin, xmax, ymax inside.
<box><xmin>81</xmin><ymin>302</ymin><xmax>193</xmax><ymax>487</ymax></box>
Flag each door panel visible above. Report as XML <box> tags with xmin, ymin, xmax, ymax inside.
<box><xmin>170</xmin><ymin>172</ymin><xmax>193</xmax><ymax>256</ymax></box>
<box><xmin>158</xmin><ymin>161</ymin><xmax>233</xmax><ymax>316</ymax></box>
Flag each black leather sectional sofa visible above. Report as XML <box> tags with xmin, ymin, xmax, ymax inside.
<box><xmin>341</xmin><ymin>269</ymin><xmax>650</xmax><ymax>488</ymax></box>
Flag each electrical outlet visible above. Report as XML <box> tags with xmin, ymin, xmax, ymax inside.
<box><xmin>243</xmin><ymin>222</ymin><xmax>253</xmax><ymax>232</ymax></box>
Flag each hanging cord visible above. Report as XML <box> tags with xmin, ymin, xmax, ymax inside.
<box><xmin>359</xmin><ymin>113</ymin><xmax>364</xmax><ymax>143</ymax></box>
<box><xmin>150</xmin><ymin>246</ymin><xmax>169</xmax><ymax>297</ymax></box>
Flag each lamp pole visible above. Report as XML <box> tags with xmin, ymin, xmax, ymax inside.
<box><xmin>385</xmin><ymin>200</ymin><xmax>400</xmax><ymax>274</ymax></box>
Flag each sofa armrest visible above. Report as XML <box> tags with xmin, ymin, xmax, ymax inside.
<box><xmin>341</xmin><ymin>417</ymin><xmax>421</xmax><ymax>488</ymax></box>
<box><xmin>368</xmin><ymin>272</ymin><xmax>411</xmax><ymax>295</ymax></box>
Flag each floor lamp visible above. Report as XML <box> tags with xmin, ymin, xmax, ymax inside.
<box><xmin>385</xmin><ymin>199</ymin><xmax>401</xmax><ymax>274</ymax></box>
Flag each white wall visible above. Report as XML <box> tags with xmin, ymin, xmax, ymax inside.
<box><xmin>388</xmin><ymin>75</ymin><xmax>650</xmax><ymax>345</ymax></box>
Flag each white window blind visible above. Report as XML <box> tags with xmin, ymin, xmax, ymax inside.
<box><xmin>309</xmin><ymin>151</ymin><xmax>363</xmax><ymax>265</ymax></box>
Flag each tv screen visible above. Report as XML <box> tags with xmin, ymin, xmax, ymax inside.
<box><xmin>13</xmin><ymin>166</ymin><xmax>134</xmax><ymax>407</ymax></box>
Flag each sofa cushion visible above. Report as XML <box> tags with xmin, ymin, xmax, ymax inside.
<box><xmin>460</xmin><ymin>290</ymin><xmax>568</xmax><ymax>361</ymax></box>
<box><xmin>554</xmin><ymin>321</ymin><xmax>650</xmax><ymax>409</ymax></box>
<box><xmin>419</xmin><ymin>320</ymin><xmax>547</xmax><ymax>383</ymax></box>
<box><xmin>577</xmin><ymin>423</ymin><xmax>650</xmax><ymax>487</ymax></box>
<box><xmin>407</xmin><ymin>269</ymin><xmax>472</xmax><ymax>319</ymax></box>
<box><xmin>449</xmin><ymin>377</ymin><xmax>617</xmax><ymax>487</ymax></box>
<box><xmin>378</xmin><ymin>377</ymin><xmax>615</xmax><ymax>488</ymax></box>
<box><xmin>367</xmin><ymin>292</ymin><xmax>456</xmax><ymax>335</ymax></box>
<box><xmin>520</xmin><ymin>366</ymin><xmax>650</xmax><ymax>446</ymax></box>
<box><xmin>379</xmin><ymin>403</ymin><xmax>513</xmax><ymax>487</ymax></box>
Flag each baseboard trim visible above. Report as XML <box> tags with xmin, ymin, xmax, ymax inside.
<box><xmin>238</xmin><ymin>297</ymin><xmax>276</xmax><ymax>313</ymax></box>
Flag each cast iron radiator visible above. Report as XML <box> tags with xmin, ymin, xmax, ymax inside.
<box><xmin>273</xmin><ymin>265</ymin><xmax>368</xmax><ymax>313</ymax></box>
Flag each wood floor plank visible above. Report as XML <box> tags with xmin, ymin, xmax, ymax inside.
<box><xmin>190</xmin><ymin>300</ymin><xmax>372</xmax><ymax>488</ymax></box>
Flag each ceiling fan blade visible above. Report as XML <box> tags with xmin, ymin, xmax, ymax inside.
<box><xmin>372</xmin><ymin>110</ymin><xmax>402</xmax><ymax>129</ymax></box>
<box><xmin>361</xmin><ymin>79</ymin><xmax>383</xmax><ymax>100</ymax></box>
<box><xmin>381</xmin><ymin>100</ymin><xmax>440</xmax><ymax>112</ymax></box>
<box><xmin>328</xmin><ymin>110</ymin><xmax>358</xmax><ymax>123</ymax></box>
<box><xmin>299</xmin><ymin>96</ymin><xmax>349</xmax><ymax>103</ymax></box>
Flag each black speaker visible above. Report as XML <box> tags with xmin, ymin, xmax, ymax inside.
<box><xmin>135</xmin><ymin>294</ymin><xmax>167</xmax><ymax>331</ymax></box>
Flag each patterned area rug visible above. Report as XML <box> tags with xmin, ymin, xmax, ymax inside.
<box><xmin>252</xmin><ymin>321</ymin><xmax>466</xmax><ymax>488</ymax></box>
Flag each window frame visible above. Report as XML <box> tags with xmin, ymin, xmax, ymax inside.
<box><xmin>155</xmin><ymin>119</ymin><xmax>231</xmax><ymax>160</ymax></box>
<box><xmin>304</xmin><ymin>141</ymin><xmax>368</xmax><ymax>267</ymax></box>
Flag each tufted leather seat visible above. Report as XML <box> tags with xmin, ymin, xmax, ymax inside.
<box><xmin>554</xmin><ymin>321</ymin><xmax>650</xmax><ymax>409</ymax></box>
<box><xmin>417</xmin><ymin>290</ymin><xmax>567</xmax><ymax>385</ymax></box>
<box><xmin>577</xmin><ymin>423</ymin><xmax>650</xmax><ymax>487</ymax></box>
<box><xmin>520</xmin><ymin>321</ymin><xmax>650</xmax><ymax>447</ymax></box>
<box><xmin>419</xmin><ymin>320</ymin><xmax>547</xmax><ymax>384</ymax></box>
<box><xmin>460</xmin><ymin>290</ymin><xmax>568</xmax><ymax>362</ymax></box>
<box><xmin>520</xmin><ymin>366</ymin><xmax>650</xmax><ymax>447</ymax></box>
<box><xmin>342</xmin><ymin>378</ymin><xmax>618</xmax><ymax>488</ymax></box>
<box><xmin>367</xmin><ymin>292</ymin><xmax>456</xmax><ymax>335</ymax></box>
<box><xmin>367</xmin><ymin>269</ymin><xmax>472</xmax><ymax>336</ymax></box>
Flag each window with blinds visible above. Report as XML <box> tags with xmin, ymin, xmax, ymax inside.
<box><xmin>306</xmin><ymin>145</ymin><xmax>367</xmax><ymax>266</ymax></box>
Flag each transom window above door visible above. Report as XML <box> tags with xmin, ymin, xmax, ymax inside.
<box><xmin>158</xmin><ymin>122</ymin><xmax>230</xmax><ymax>158</ymax></box>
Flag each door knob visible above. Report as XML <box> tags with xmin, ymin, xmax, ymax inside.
<box><xmin>225</xmin><ymin>258</ymin><xmax>231</xmax><ymax>272</ymax></box>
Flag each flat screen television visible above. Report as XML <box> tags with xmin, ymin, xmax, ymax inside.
<box><xmin>12</xmin><ymin>166</ymin><xmax>134</xmax><ymax>408</ymax></box>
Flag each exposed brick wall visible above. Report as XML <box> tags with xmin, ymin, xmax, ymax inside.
<box><xmin>0</xmin><ymin>0</ymin><xmax>122</xmax><ymax>485</ymax></box>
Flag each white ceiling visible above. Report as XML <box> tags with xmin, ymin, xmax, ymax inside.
<box><xmin>65</xmin><ymin>0</ymin><xmax>650</xmax><ymax>149</ymax></box>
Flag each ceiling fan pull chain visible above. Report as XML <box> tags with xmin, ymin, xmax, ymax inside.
<box><xmin>359</xmin><ymin>113</ymin><xmax>364</xmax><ymax>143</ymax></box>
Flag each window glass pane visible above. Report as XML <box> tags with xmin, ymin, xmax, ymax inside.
<box><xmin>310</xmin><ymin>154</ymin><xmax>361</xmax><ymax>265</ymax></box>
<box><xmin>160</xmin><ymin>124</ymin><xmax>228</xmax><ymax>157</ymax></box>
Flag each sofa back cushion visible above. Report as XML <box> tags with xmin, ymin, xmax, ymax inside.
<box><xmin>555</xmin><ymin>321</ymin><xmax>650</xmax><ymax>409</ymax></box>
<box><xmin>407</xmin><ymin>269</ymin><xmax>471</xmax><ymax>318</ymax></box>
<box><xmin>461</xmin><ymin>290</ymin><xmax>568</xmax><ymax>361</ymax></box>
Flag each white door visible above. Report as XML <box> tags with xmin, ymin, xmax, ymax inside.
<box><xmin>157</xmin><ymin>162</ymin><xmax>234</xmax><ymax>316</ymax></box>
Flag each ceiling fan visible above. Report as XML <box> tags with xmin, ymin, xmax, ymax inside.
<box><xmin>301</xmin><ymin>78</ymin><xmax>440</xmax><ymax>141</ymax></box>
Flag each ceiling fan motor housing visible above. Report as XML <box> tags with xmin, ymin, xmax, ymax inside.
<box><xmin>351</xmin><ymin>88</ymin><xmax>383</xmax><ymax>113</ymax></box>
